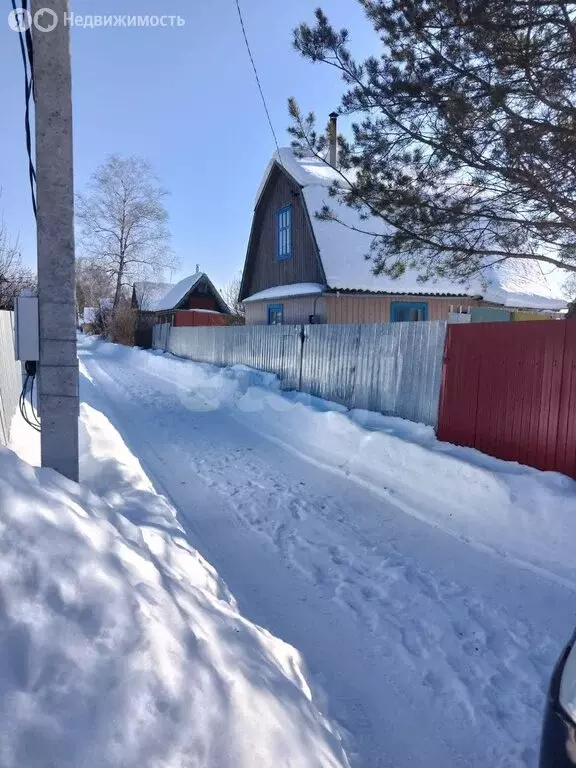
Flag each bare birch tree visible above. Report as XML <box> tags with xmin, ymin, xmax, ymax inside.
<box><xmin>76</xmin><ymin>155</ymin><xmax>179</xmax><ymax>311</ymax></box>
<box><xmin>0</xmin><ymin>218</ymin><xmax>35</xmax><ymax>310</ymax></box>
<box><xmin>221</xmin><ymin>274</ymin><xmax>245</xmax><ymax>320</ymax></box>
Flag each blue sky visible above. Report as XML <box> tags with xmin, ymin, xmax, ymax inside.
<box><xmin>0</xmin><ymin>0</ymin><xmax>376</xmax><ymax>290</ymax></box>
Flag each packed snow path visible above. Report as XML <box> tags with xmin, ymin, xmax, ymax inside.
<box><xmin>78</xmin><ymin>337</ymin><xmax>576</xmax><ymax>768</ymax></box>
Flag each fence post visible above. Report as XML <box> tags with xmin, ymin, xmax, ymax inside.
<box><xmin>0</xmin><ymin>389</ymin><xmax>7</xmax><ymax>446</ymax></box>
<box><xmin>151</xmin><ymin>321</ymin><xmax>446</xmax><ymax>428</ymax></box>
<box><xmin>298</xmin><ymin>324</ymin><xmax>305</xmax><ymax>392</ymax></box>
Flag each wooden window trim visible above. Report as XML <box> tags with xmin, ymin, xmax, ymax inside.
<box><xmin>267</xmin><ymin>303</ymin><xmax>284</xmax><ymax>325</ymax></box>
<box><xmin>276</xmin><ymin>205</ymin><xmax>292</xmax><ymax>261</ymax></box>
<box><xmin>391</xmin><ymin>301</ymin><xmax>429</xmax><ymax>322</ymax></box>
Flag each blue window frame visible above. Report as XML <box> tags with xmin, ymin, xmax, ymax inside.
<box><xmin>276</xmin><ymin>205</ymin><xmax>292</xmax><ymax>260</ymax></box>
<box><xmin>391</xmin><ymin>301</ymin><xmax>428</xmax><ymax>323</ymax></box>
<box><xmin>267</xmin><ymin>304</ymin><xmax>284</xmax><ymax>325</ymax></box>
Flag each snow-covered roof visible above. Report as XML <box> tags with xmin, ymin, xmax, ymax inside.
<box><xmin>153</xmin><ymin>273</ymin><xmax>204</xmax><ymax>311</ymax></box>
<box><xmin>260</xmin><ymin>149</ymin><xmax>566</xmax><ymax>311</ymax></box>
<box><xmin>140</xmin><ymin>272</ymin><xmax>231</xmax><ymax>314</ymax></box>
<box><xmin>243</xmin><ymin>283</ymin><xmax>326</xmax><ymax>303</ymax></box>
<box><xmin>255</xmin><ymin>149</ymin><xmax>342</xmax><ymax>204</ymax></box>
<box><xmin>134</xmin><ymin>282</ymin><xmax>175</xmax><ymax>311</ymax></box>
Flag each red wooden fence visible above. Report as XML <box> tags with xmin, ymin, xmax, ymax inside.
<box><xmin>438</xmin><ymin>321</ymin><xmax>576</xmax><ymax>478</ymax></box>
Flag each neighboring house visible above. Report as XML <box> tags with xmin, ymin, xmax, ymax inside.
<box><xmin>239</xmin><ymin>147</ymin><xmax>566</xmax><ymax>325</ymax></box>
<box><xmin>80</xmin><ymin>299</ymin><xmax>114</xmax><ymax>333</ymax></box>
<box><xmin>132</xmin><ymin>271</ymin><xmax>232</xmax><ymax>347</ymax></box>
<box><xmin>132</xmin><ymin>282</ymin><xmax>175</xmax><ymax>312</ymax></box>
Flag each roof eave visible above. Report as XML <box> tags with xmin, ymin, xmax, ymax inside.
<box><xmin>243</xmin><ymin>286</ymin><xmax>328</xmax><ymax>303</ymax></box>
<box><xmin>253</xmin><ymin>158</ymin><xmax>300</xmax><ymax>211</ymax></box>
<box><xmin>325</xmin><ymin>287</ymin><xmax>484</xmax><ymax>299</ymax></box>
<box><xmin>173</xmin><ymin>273</ymin><xmax>231</xmax><ymax>315</ymax></box>
<box><xmin>325</xmin><ymin>286</ymin><xmax>565</xmax><ymax>309</ymax></box>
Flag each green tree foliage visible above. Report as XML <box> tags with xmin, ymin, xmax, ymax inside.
<box><xmin>290</xmin><ymin>1</ymin><xmax>576</xmax><ymax>283</ymax></box>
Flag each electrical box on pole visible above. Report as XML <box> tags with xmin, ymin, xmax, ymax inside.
<box><xmin>14</xmin><ymin>292</ymin><xmax>39</xmax><ymax>362</ymax></box>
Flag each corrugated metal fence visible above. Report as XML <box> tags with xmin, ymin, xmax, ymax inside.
<box><xmin>167</xmin><ymin>325</ymin><xmax>303</xmax><ymax>391</ymax></box>
<box><xmin>154</xmin><ymin>321</ymin><xmax>447</xmax><ymax>426</ymax></box>
<box><xmin>438</xmin><ymin>320</ymin><xmax>576</xmax><ymax>478</ymax></box>
<box><xmin>301</xmin><ymin>322</ymin><xmax>446</xmax><ymax>426</ymax></box>
<box><xmin>152</xmin><ymin>323</ymin><xmax>170</xmax><ymax>351</ymax></box>
<box><xmin>0</xmin><ymin>311</ymin><xmax>22</xmax><ymax>446</ymax></box>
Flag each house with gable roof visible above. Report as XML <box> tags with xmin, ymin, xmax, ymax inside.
<box><xmin>239</xmin><ymin>147</ymin><xmax>566</xmax><ymax>325</ymax></box>
<box><xmin>132</xmin><ymin>270</ymin><xmax>232</xmax><ymax>347</ymax></box>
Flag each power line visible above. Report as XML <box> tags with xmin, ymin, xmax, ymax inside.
<box><xmin>30</xmin><ymin>372</ymin><xmax>41</xmax><ymax>427</ymax></box>
<box><xmin>19</xmin><ymin>371</ymin><xmax>41</xmax><ymax>433</ymax></box>
<box><xmin>234</xmin><ymin>0</ymin><xmax>283</xmax><ymax>162</ymax></box>
<box><xmin>11</xmin><ymin>0</ymin><xmax>37</xmax><ymax>218</ymax></box>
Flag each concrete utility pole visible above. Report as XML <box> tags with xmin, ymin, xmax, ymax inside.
<box><xmin>32</xmin><ymin>0</ymin><xmax>79</xmax><ymax>481</ymax></box>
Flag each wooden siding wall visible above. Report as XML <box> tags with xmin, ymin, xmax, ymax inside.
<box><xmin>245</xmin><ymin>296</ymin><xmax>327</xmax><ymax>325</ymax></box>
<box><xmin>241</xmin><ymin>166</ymin><xmax>324</xmax><ymax>299</ymax></box>
<box><xmin>245</xmin><ymin>295</ymin><xmax>482</xmax><ymax>325</ymax></box>
<box><xmin>326</xmin><ymin>295</ymin><xmax>479</xmax><ymax>324</ymax></box>
<box><xmin>174</xmin><ymin>310</ymin><xmax>228</xmax><ymax>328</ymax></box>
<box><xmin>180</xmin><ymin>282</ymin><xmax>220</xmax><ymax>312</ymax></box>
<box><xmin>183</xmin><ymin>294</ymin><xmax>218</xmax><ymax>311</ymax></box>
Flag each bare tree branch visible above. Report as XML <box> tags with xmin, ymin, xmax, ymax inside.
<box><xmin>220</xmin><ymin>274</ymin><xmax>246</xmax><ymax>320</ymax></box>
<box><xmin>76</xmin><ymin>155</ymin><xmax>180</xmax><ymax>312</ymax></box>
<box><xmin>0</xmin><ymin>215</ymin><xmax>36</xmax><ymax>310</ymax></box>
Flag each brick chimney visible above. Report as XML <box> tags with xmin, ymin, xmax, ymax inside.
<box><xmin>329</xmin><ymin>112</ymin><xmax>338</xmax><ymax>168</ymax></box>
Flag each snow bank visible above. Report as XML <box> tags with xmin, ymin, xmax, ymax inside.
<box><xmin>114</xmin><ymin>342</ymin><xmax>576</xmax><ymax>584</ymax></box>
<box><xmin>240</xmin><ymin>393</ymin><xmax>576</xmax><ymax>582</ymax></box>
<box><xmin>0</xmin><ymin>408</ymin><xmax>349</xmax><ymax>767</ymax></box>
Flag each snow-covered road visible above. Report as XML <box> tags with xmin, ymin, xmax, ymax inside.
<box><xmin>76</xmin><ymin>337</ymin><xmax>576</xmax><ymax>768</ymax></box>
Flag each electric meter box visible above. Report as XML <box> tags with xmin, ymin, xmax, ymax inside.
<box><xmin>14</xmin><ymin>294</ymin><xmax>39</xmax><ymax>362</ymax></box>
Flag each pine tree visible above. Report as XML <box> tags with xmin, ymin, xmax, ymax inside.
<box><xmin>290</xmin><ymin>1</ymin><xmax>576</xmax><ymax>282</ymax></box>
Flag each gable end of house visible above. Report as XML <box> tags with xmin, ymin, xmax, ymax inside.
<box><xmin>239</xmin><ymin>163</ymin><xmax>326</xmax><ymax>302</ymax></box>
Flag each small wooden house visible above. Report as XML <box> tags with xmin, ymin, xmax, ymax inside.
<box><xmin>132</xmin><ymin>272</ymin><xmax>231</xmax><ymax>347</ymax></box>
<box><xmin>239</xmin><ymin>148</ymin><xmax>565</xmax><ymax>325</ymax></box>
